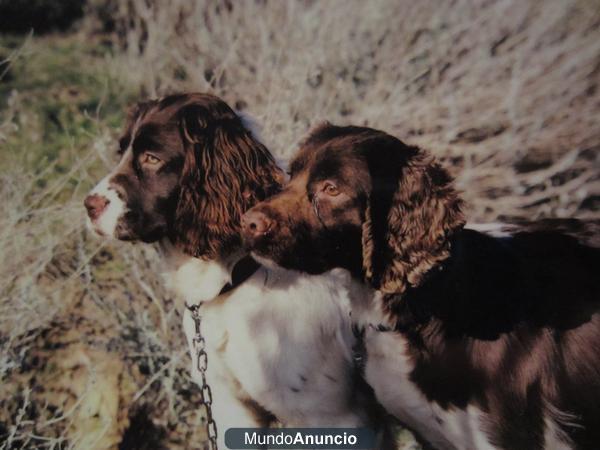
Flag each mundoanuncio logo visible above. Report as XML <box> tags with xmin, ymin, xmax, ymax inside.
<box><xmin>224</xmin><ymin>428</ymin><xmax>376</xmax><ymax>449</ymax></box>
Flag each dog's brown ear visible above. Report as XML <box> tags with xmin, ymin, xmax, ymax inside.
<box><xmin>173</xmin><ymin>100</ymin><xmax>283</xmax><ymax>259</ymax></box>
<box><xmin>362</xmin><ymin>141</ymin><xmax>465</xmax><ymax>294</ymax></box>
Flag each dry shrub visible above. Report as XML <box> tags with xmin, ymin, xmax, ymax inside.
<box><xmin>2</xmin><ymin>1</ymin><xmax>599</xmax><ymax>449</ymax></box>
<box><xmin>1</xmin><ymin>95</ymin><xmax>205</xmax><ymax>449</ymax></box>
<box><xmin>101</xmin><ymin>0</ymin><xmax>600</xmax><ymax>221</ymax></box>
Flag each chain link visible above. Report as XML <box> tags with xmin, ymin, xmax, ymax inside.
<box><xmin>187</xmin><ymin>304</ymin><xmax>219</xmax><ymax>450</ymax></box>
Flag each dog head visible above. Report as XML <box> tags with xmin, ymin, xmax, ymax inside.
<box><xmin>85</xmin><ymin>93</ymin><xmax>283</xmax><ymax>259</ymax></box>
<box><xmin>242</xmin><ymin>123</ymin><xmax>464</xmax><ymax>293</ymax></box>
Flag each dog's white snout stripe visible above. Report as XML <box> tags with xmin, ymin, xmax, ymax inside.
<box><xmin>86</xmin><ymin>175</ymin><xmax>127</xmax><ymax>238</ymax></box>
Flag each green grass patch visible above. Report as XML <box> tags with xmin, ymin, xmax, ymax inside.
<box><xmin>0</xmin><ymin>34</ymin><xmax>134</xmax><ymax>184</ymax></box>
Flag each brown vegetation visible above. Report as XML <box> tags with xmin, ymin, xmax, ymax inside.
<box><xmin>1</xmin><ymin>1</ymin><xmax>599</xmax><ymax>448</ymax></box>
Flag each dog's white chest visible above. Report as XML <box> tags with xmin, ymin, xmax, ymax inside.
<box><xmin>364</xmin><ymin>329</ymin><xmax>498</xmax><ymax>450</ymax></box>
<box><xmin>182</xmin><ymin>266</ymin><xmax>364</xmax><ymax>427</ymax></box>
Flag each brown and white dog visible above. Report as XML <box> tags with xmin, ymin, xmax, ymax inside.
<box><xmin>84</xmin><ymin>97</ymin><xmax>394</xmax><ymax>449</ymax></box>
<box><xmin>242</xmin><ymin>123</ymin><xmax>600</xmax><ymax>450</ymax></box>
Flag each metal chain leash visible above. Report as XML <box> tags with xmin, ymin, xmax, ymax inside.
<box><xmin>187</xmin><ymin>304</ymin><xmax>218</xmax><ymax>450</ymax></box>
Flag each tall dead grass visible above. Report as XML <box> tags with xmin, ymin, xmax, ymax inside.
<box><xmin>1</xmin><ymin>0</ymin><xmax>599</xmax><ymax>448</ymax></box>
<box><xmin>100</xmin><ymin>0</ymin><xmax>600</xmax><ymax>220</ymax></box>
<box><xmin>1</xmin><ymin>89</ymin><xmax>204</xmax><ymax>448</ymax></box>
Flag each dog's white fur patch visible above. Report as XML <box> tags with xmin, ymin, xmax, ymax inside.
<box><xmin>86</xmin><ymin>175</ymin><xmax>126</xmax><ymax>238</ymax></box>
<box><xmin>363</xmin><ymin>328</ymin><xmax>497</xmax><ymax>450</ymax></box>
<box><xmin>543</xmin><ymin>402</ymin><xmax>579</xmax><ymax>450</ymax></box>
<box><xmin>162</xmin><ymin>242</ymin><xmax>234</xmax><ymax>306</ymax></box>
<box><xmin>163</xmin><ymin>248</ymin><xmax>380</xmax><ymax>449</ymax></box>
<box><xmin>543</xmin><ymin>417</ymin><xmax>575</xmax><ymax>450</ymax></box>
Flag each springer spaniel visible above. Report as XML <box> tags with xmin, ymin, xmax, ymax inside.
<box><xmin>84</xmin><ymin>98</ymin><xmax>394</xmax><ymax>449</ymax></box>
<box><xmin>241</xmin><ymin>123</ymin><xmax>600</xmax><ymax>450</ymax></box>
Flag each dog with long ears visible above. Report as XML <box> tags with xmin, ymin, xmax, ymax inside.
<box><xmin>242</xmin><ymin>123</ymin><xmax>600</xmax><ymax>450</ymax></box>
<box><xmin>85</xmin><ymin>98</ymin><xmax>395</xmax><ymax>449</ymax></box>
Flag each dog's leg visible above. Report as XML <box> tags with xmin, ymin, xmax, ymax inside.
<box><xmin>183</xmin><ymin>310</ymin><xmax>272</xmax><ymax>448</ymax></box>
<box><xmin>209</xmin><ymin>382</ymin><xmax>275</xmax><ymax>449</ymax></box>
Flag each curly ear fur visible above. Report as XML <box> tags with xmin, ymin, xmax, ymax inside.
<box><xmin>362</xmin><ymin>146</ymin><xmax>465</xmax><ymax>295</ymax></box>
<box><xmin>173</xmin><ymin>101</ymin><xmax>284</xmax><ymax>259</ymax></box>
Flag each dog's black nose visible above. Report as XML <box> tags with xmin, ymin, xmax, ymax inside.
<box><xmin>242</xmin><ymin>209</ymin><xmax>274</xmax><ymax>241</ymax></box>
<box><xmin>84</xmin><ymin>194</ymin><xmax>109</xmax><ymax>220</ymax></box>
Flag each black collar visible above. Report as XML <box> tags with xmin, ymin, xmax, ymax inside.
<box><xmin>218</xmin><ymin>255</ymin><xmax>261</xmax><ymax>296</ymax></box>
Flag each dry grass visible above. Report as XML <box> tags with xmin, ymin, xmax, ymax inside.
<box><xmin>1</xmin><ymin>0</ymin><xmax>599</xmax><ymax>448</ymax></box>
<box><xmin>104</xmin><ymin>0</ymin><xmax>600</xmax><ymax>219</ymax></box>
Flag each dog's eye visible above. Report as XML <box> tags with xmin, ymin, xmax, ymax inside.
<box><xmin>141</xmin><ymin>152</ymin><xmax>161</xmax><ymax>165</ymax></box>
<box><xmin>323</xmin><ymin>181</ymin><xmax>340</xmax><ymax>196</ymax></box>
